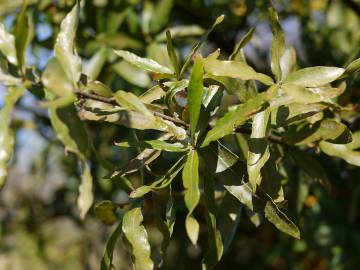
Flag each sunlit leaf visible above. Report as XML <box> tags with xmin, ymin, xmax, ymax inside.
<box><xmin>229</xmin><ymin>27</ymin><xmax>255</xmax><ymax>61</ymax></box>
<box><xmin>284</xmin><ymin>66</ymin><xmax>345</xmax><ymax>87</ymax></box>
<box><xmin>0</xmin><ymin>23</ymin><xmax>17</xmax><ymax>65</ymax></box>
<box><xmin>320</xmin><ymin>141</ymin><xmax>360</xmax><ymax>167</ymax></box>
<box><xmin>77</xmin><ymin>162</ymin><xmax>93</xmax><ymax>219</ymax></box>
<box><xmin>183</xmin><ymin>150</ymin><xmax>200</xmax><ymax>244</ymax></box>
<box><xmin>54</xmin><ymin>1</ymin><xmax>82</xmax><ymax>85</ymax></box>
<box><xmin>155</xmin><ymin>25</ymin><xmax>204</xmax><ymax>42</ymax></box>
<box><xmin>115</xmin><ymin>139</ymin><xmax>189</xmax><ymax>152</ymax></box>
<box><xmin>149</xmin><ymin>0</ymin><xmax>173</xmax><ymax>33</ymax></box>
<box><xmin>269</xmin><ymin>7</ymin><xmax>285</xmax><ymax>81</ymax></box>
<box><xmin>122</xmin><ymin>207</ymin><xmax>154</xmax><ymax>270</ymax></box>
<box><xmin>225</xmin><ymin>183</ymin><xmax>254</xmax><ymax>210</ymax></box>
<box><xmin>83</xmin><ymin>47</ymin><xmax>108</xmax><ymax>80</ymax></box>
<box><xmin>114</xmin><ymin>90</ymin><xmax>154</xmax><ymax>118</ymax></box>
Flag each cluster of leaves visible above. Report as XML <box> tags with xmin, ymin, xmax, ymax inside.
<box><xmin>1</xmin><ymin>1</ymin><xmax>360</xmax><ymax>269</ymax></box>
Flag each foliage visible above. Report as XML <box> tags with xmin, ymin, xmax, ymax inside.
<box><xmin>1</xmin><ymin>0</ymin><xmax>360</xmax><ymax>269</ymax></box>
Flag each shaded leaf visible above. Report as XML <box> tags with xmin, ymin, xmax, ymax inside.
<box><xmin>95</xmin><ymin>200</ymin><xmax>118</xmax><ymax>226</ymax></box>
<box><xmin>122</xmin><ymin>207</ymin><xmax>154</xmax><ymax>270</ymax></box>
<box><xmin>83</xmin><ymin>47</ymin><xmax>108</xmax><ymax>80</ymax></box>
<box><xmin>100</xmin><ymin>222</ymin><xmax>122</xmax><ymax>270</ymax></box>
<box><xmin>115</xmin><ymin>139</ymin><xmax>189</xmax><ymax>152</ymax></box>
<box><xmin>269</xmin><ymin>7</ymin><xmax>285</xmax><ymax>81</ymax></box>
<box><xmin>149</xmin><ymin>0</ymin><xmax>173</xmax><ymax>33</ymax></box>
<box><xmin>166</xmin><ymin>30</ymin><xmax>180</xmax><ymax>79</ymax></box>
<box><xmin>183</xmin><ymin>150</ymin><xmax>200</xmax><ymax>244</ymax></box>
<box><xmin>229</xmin><ymin>27</ymin><xmax>255</xmax><ymax>61</ymax></box>
<box><xmin>155</xmin><ymin>25</ymin><xmax>204</xmax><ymax>42</ymax></box>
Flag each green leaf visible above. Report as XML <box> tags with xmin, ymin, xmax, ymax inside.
<box><xmin>14</xmin><ymin>1</ymin><xmax>31</xmax><ymax>74</ymax></box>
<box><xmin>269</xmin><ymin>7</ymin><xmax>285</xmax><ymax>81</ymax></box>
<box><xmin>202</xmin><ymin>176</ymin><xmax>223</xmax><ymax>270</ymax></box>
<box><xmin>0</xmin><ymin>68</ymin><xmax>21</xmax><ymax>86</ymax></box>
<box><xmin>95</xmin><ymin>200</ymin><xmax>117</xmax><ymax>226</ymax></box>
<box><xmin>101</xmin><ymin>222</ymin><xmax>122</xmax><ymax>270</ymax></box>
<box><xmin>201</xmin><ymin>93</ymin><xmax>268</xmax><ymax>147</ymax></box>
<box><xmin>122</xmin><ymin>207</ymin><xmax>154</xmax><ymax>270</ymax></box>
<box><xmin>54</xmin><ymin>1</ymin><xmax>82</xmax><ymax>85</ymax></box>
<box><xmin>263</xmin><ymin>193</ymin><xmax>300</xmax><ymax>239</ymax></box>
<box><xmin>139</xmin><ymin>85</ymin><xmax>166</xmax><ymax>104</ymax></box>
<box><xmin>0</xmin><ymin>86</ymin><xmax>25</xmax><ymax>189</ymax></box>
<box><xmin>77</xmin><ymin>162</ymin><xmax>93</xmax><ymax>219</ymax></box>
<box><xmin>284</xmin><ymin>67</ymin><xmax>345</xmax><ymax>87</ymax></box>
<box><xmin>113</xmin><ymin>60</ymin><xmax>152</xmax><ymax>88</ymax></box>
<box><xmin>211</xmin><ymin>142</ymin><xmax>240</xmax><ymax>173</ymax></box>
<box><xmin>280</xmin><ymin>46</ymin><xmax>297</xmax><ymax>80</ymax></box>
<box><xmin>319</xmin><ymin>141</ymin><xmax>360</xmax><ymax>167</ymax></box>
<box><xmin>42</xmin><ymin>58</ymin><xmax>75</xmax><ymax>107</ymax></box>
<box><xmin>224</xmin><ymin>184</ymin><xmax>254</xmax><ymax>211</ymax></box>
<box><xmin>149</xmin><ymin>0</ymin><xmax>173</xmax><ymax>33</ymax></box>
<box><xmin>114</xmin><ymin>90</ymin><xmax>154</xmax><ymax>118</ymax></box>
<box><xmin>0</xmin><ymin>23</ymin><xmax>17</xmax><ymax>65</ymax></box>
<box><xmin>343</xmin><ymin>58</ymin><xmax>360</xmax><ymax>77</ymax></box>
<box><xmin>49</xmin><ymin>104</ymin><xmax>89</xmax><ymax>159</ymax></box>
<box><xmin>180</xmin><ymin>15</ymin><xmax>224</xmax><ymax>77</ymax></box>
<box><xmin>155</xmin><ymin>25</ymin><xmax>204</xmax><ymax>42</ymax></box>
<box><xmin>115</xmin><ymin>139</ymin><xmax>189</xmax><ymax>152</ymax></box>
<box><xmin>247</xmin><ymin>108</ymin><xmax>270</xmax><ymax>192</ymax></box>
<box><xmin>188</xmin><ymin>56</ymin><xmax>204</xmax><ymax>141</ymax></box>
<box><xmin>203</xmin><ymin>57</ymin><xmax>274</xmax><ymax>85</ymax></box>
<box><xmin>166</xmin><ymin>30</ymin><xmax>180</xmax><ymax>79</ymax></box>
<box><xmin>114</xmin><ymin>49</ymin><xmax>173</xmax><ymax>74</ymax></box>
<box><xmin>130</xmin><ymin>156</ymin><xmax>185</xmax><ymax>198</ymax></box>
<box><xmin>290</xmin><ymin>148</ymin><xmax>331</xmax><ymax>192</ymax></box>
<box><xmin>229</xmin><ymin>27</ymin><xmax>255</xmax><ymax>61</ymax></box>
<box><xmin>83</xmin><ymin>47</ymin><xmax>108</xmax><ymax>80</ymax></box>
<box><xmin>183</xmin><ymin>150</ymin><xmax>200</xmax><ymax>244</ymax></box>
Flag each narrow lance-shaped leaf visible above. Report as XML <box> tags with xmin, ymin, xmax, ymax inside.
<box><xmin>269</xmin><ymin>7</ymin><xmax>285</xmax><ymax>82</ymax></box>
<box><xmin>149</xmin><ymin>0</ymin><xmax>174</xmax><ymax>33</ymax></box>
<box><xmin>180</xmin><ymin>14</ymin><xmax>224</xmax><ymax>77</ymax></box>
<box><xmin>95</xmin><ymin>200</ymin><xmax>117</xmax><ymax>226</ymax></box>
<box><xmin>203</xmin><ymin>57</ymin><xmax>274</xmax><ymax>85</ymax></box>
<box><xmin>83</xmin><ymin>47</ymin><xmax>108</xmax><ymax>80</ymax></box>
<box><xmin>0</xmin><ymin>86</ymin><xmax>25</xmax><ymax>189</ymax></box>
<box><xmin>247</xmin><ymin>108</ymin><xmax>270</xmax><ymax>192</ymax></box>
<box><xmin>77</xmin><ymin>162</ymin><xmax>93</xmax><ymax>219</ymax></box>
<box><xmin>0</xmin><ymin>23</ymin><xmax>17</xmax><ymax>65</ymax></box>
<box><xmin>166</xmin><ymin>30</ymin><xmax>180</xmax><ymax>79</ymax></box>
<box><xmin>14</xmin><ymin>1</ymin><xmax>31</xmax><ymax>74</ymax></box>
<box><xmin>114</xmin><ymin>90</ymin><xmax>154</xmax><ymax>118</ymax></box>
<box><xmin>188</xmin><ymin>56</ymin><xmax>204</xmax><ymax>142</ymax></box>
<box><xmin>229</xmin><ymin>27</ymin><xmax>255</xmax><ymax>61</ymax></box>
<box><xmin>54</xmin><ymin>1</ymin><xmax>82</xmax><ymax>85</ymax></box>
<box><xmin>201</xmin><ymin>92</ymin><xmax>268</xmax><ymax>147</ymax></box>
<box><xmin>122</xmin><ymin>207</ymin><xmax>154</xmax><ymax>270</ymax></box>
<box><xmin>114</xmin><ymin>49</ymin><xmax>173</xmax><ymax>74</ymax></box>
<box><xmin>224</xmin><ymin>183</ymin><xmax>254</xmax><ymax>211</ymax></box>
<box><xmin>155</xmin><ymin>25</ymin><xmax>204</xmax><ymax>42</ymax></box>
<box><xmin>183</xmin><ymin>150</ymin><xmax>201</xmax><ymax>245</ymax></box>
<box><xmin>284</xmin><ymin>66</ymin><xmax>345</xmax><ymax>87</ymax></box>
<box><xmin>101</xmin><ymin>222</ymin><xmax>122</xmax><ymax>270</ymax></box>
<box><xmin>115</xmin><ymin>139</ymin><xmax>189</xmax><ymax>152</ymax></box>
<box><xmin>202</xmin><ymin>176</ymin><xmax>223</xmax><ymax>270</ymax></box>
<box><xmin>319</xmin><ymin>141</ymin><xmax>360</xmax><ymax>167</ymax></box>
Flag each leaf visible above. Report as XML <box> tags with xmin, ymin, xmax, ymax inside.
<box><xmin>101</xmin><ymin>222</ymin><xmax>122</xmax><ymax>270</ymax></box>
<box><xmin>183</xmin><ymin>150</ymin><xmax>200</xmax><ymax>244</ymax></box>
<box><xmin>95</xmin><ymin>200</ymin><xmax>117</xmax><ymax>226</ymax></box>
<box><xmin>0</xmin><ymin>86</ymin><xmax>25</xmax><ymax>189</ymax></box>
<box><xmin>77</xmin><ymin>162</ymin><xmax>93</xmax><ymax>219</ymax></box>
<box><xmin>290</xmin><ymin>148</ymin><xmax>331</xmax><ymax>192</ymax></box>
<box><xmin>49</xmin><ymin>104</ymin><xmax>89</xmax><ymax>159</ymax></box>
<box><xmin>229</xmin><ymin>27</ymin><xmax>255</xmax><ymax>61</ymax></box>
<box><xmin>114</xmin><ymin>90</ymin><xmax>154</xmax><ymax>118</ymax></box>
<box><xmin>284</xmin><ymin>67</ymin><xmax>345</xmax><ymax>87</ymax></box>
<box><xmin>114</xmin><ymin>49</ymin><xmax>173</xmax><ymax>74</ymax></box>
<box><xmin>320</xmin><ymin>141</ymin><xmax>360</xmax><ymax>167</ymax></box>
<box><xmin>139</xmin><ymin>85</ymin><xmax>166</xmax><ymax>104</ymax></box>
<box><xmin>0</xmin><ymin>23</ymin><xmax>17</xmax><ymax>65</ymax></box>
<box><xmin>247</xmin><ymin>108</ymin><xmax>270</xmax><ymax>192</ymax></box>
<box><xmin>268</xmin><ymin>7</ymin><xmax>285</xmax><ymax>81</ymax></box>
<box><xmin>83</xmin><ymin>47</ymin><xmax>108</xmax><ymax>80</ymax></box>
<box><xmin>166</xmin><ymin>30</ymin><xmax>180</xmax><ymax>79</ymax></box>
<box><xmin>14</xmin><ymin>1</ymin><xmax>31</xmax><ymax>74</ymax></box>
<box><xmin>155</xmin><ymin>25</ymin><xmax>204</xmax><ymax>42</ymax></box>
<box><xmin>130</xmin><ymin>156</ymin><xmax>185</xmax><ymax>198</ymax></box>
<box><xmin>0</xmin><ymin>68</ymin><xmax>21</xmax><ymax>86</ymax></box>
<box><xmin>180</xmin><ymin>15</ymin><xmax>224</xmax><ymax>77</ymax></box>
<box><xmin>343</xmin><ymin>58</ymin><xmax>360</xmax><ymax>77</ymax></box>
<box><xmin>115</xmin><ymin>139</ymin><xmax>188</xmax><ymax>152</ymax></box>
<box><xmin>280</xmin><ymin>46</ymin><xmax>297</xmax><ymax>80</ymax></box>
<box><xmin>188</xmin><ymin>56</ymin><xmax>204</xmax><ymax>141</ymax></box>
<box><xmin>122</xmin><ymin>207</ymin><xmax>154</xmax><ymax>270</ymax></box>
<box><xmin>225</xmin><ymin>184</ymin><xmax>254</xmax><ymax>211</ymax></box>
<box><xmin>54</xmin><ymin>1</ymin><xmax>82</xmax><ymax>85</ymax></box>
<box><xmin>203</xmin><ymin>57</ymin><xmax>274</xmax><ymax>85</ymax></box>
<box><xmin>202</xmin><ymin>176</ymin><xmax>223</xmax><ymax>270</ymax></box>
<box><xmin>211</xmin><ymin>142</ymin><xmax>240</xmax><ymax>173</ymax></box>
<box><xmin>149</xmin><ymin>0</ymin><xmax>173</xmax><ymax>33</ymax></box>
<box><xmin>113</xmin><ymin>60</ymin><xmax>152</xmax><ymax>88</ymax></box>
<box><xmin>263</xmin><ymin>193</ymin><xmax>300</xmax><ymax>239</ymax></box>
<box><xmin>201</xmin><ymin>93</ymin><xmax>268</xmax><ymax>147</ymax></box>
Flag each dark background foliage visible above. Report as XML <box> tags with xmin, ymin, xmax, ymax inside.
<box><xmin>0</xmin><ymin>0</ymin><xmax>360</xmax><ymax>269</ymax></box>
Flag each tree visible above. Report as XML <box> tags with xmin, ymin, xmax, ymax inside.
<box><xmin>1</xmin><ymin>0</ymin><xmax>360</xmax><ymax>269</ymax></box>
